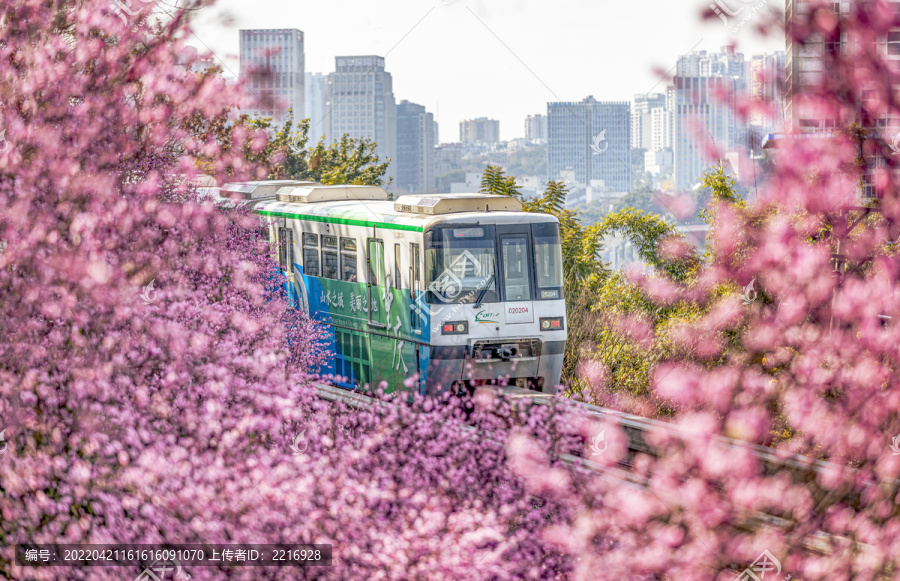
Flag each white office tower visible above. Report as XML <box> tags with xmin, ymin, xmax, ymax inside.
<box><xmin>396</xmin><ymin>100</ymin><xmax>436</xmax><ymax>195</ymax></box>
<box><xmin>547</xmin><ymin>96</ymin><xmax>632</xmax><ymax>200</ymax></box>
<box><xmin>239</xmin><ymin>29</ymin><xmax>305</xmax><ymax>123</ymax></box>
<box><xmin>325</xmin><ymin>56</ymin><xmax>397</xmax><ymax>185</ymax></box>
<box><xmin>672</xmin><ymin>47</ymin><xmax>748</xmax><ymax>190</ymax></box>
<box><xmin>305</xmin><ymin>72</ymin><xmax>328</xmax><ymax>141</ymax></box>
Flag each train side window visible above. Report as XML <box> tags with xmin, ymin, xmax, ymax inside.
<box><xmin>367</xmin><ymin>239</ymin><xmax>385</xmax><ymax>286</ymax></box>
<box><xmin>532</xmin><ymin>222</ymin><xmax>564</xmax><ymax>300</ymax></box>
<box><xmin>322</xmin><ymin>235</ymin><xmax>338</xmax><ymax>279</ymax></box>
<box><xmin>394</xmin><ymin>243</ymin><xmax>402</xmax><ymax>289</ymax></box>
<box><xmin>341</xmin><ymin>238</ymin><xmax>358</xmax><ymax>282</ymax></box>
<box><xmin>501</xmin><ymin>235</ymin><xmax>532</xmax><ymax>301</ymax></box>
<box><xmin>410</xmin><ymin>243</ymin><xmax>421</xmax><ymax>299</ymax></box>
<box><xmin>278</xmin><ymin>227</ymin><xmax>294</xmax><ymax>272</ymax></box>
<box><xmin>302</xmin><ymin>233</ymin><xmax>320</xmax><ymax>277</ymax></box>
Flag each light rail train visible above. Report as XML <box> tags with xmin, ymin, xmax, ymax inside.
<box><xmin>221</xmin><ymin>180</ymin><xmax>567</xmax><ymax>396</ymax></box>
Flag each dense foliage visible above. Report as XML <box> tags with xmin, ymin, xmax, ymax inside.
<box><xmin>189</xmin><ymin>109</ymin><xmax>391</xmax><ymax>187</ymax></box>
<box><xmin>3</xmin><ymin>1</ymin><xmax>900</xmax><ymax>580</ymax></box>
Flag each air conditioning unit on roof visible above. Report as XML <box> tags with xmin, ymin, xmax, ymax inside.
<box><xmin>275</xmin><ymin>184</ymin><xmax>390</xmax><ymax>203</ymax></box>
<box><xmin>393</xmin><ymin>193</ymin><xmax>522</xmax><ymax>215</ymax></box>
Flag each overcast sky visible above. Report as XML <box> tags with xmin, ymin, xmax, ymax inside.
<box><xmin>190</xmin><ymin>0</ymin><xmax>784</xmax><ymax>142</ymax></box>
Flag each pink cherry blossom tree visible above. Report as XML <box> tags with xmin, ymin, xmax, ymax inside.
<box><xmin>4</xmin><ymin>0</ymin><xmax>900</xmax><ymax>580</ymax></box>
<box><xmin>511</xmin><ymin>2</ymin><xmax>900</xmax><ymax>580</ymax></box>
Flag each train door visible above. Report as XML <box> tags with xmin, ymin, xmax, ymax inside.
<box><xmin>366</xmin><ymin>238</ymin><xmax>387</xmax><ymax>328</ymax></box>
<box><xmin>499</xmin><ymin>231</ymin><xmax>535</xmax><ymax>324</ymax></box>
<box><xmin>409</xmin><ymin>242</ymin><xmax>422</xmax><ymax>334</ymax></box>
<box><xmin>277</xmin><ymin>223</ymin><xmax>297</xmax><ymax>307</ymax></box>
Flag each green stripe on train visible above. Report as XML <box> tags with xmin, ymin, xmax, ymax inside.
<box><xmin>256</xmin><ymin>210</ymin><xmax>424</xmax><ymax>232</ymax></box>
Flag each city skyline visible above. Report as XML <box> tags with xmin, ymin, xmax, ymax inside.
<box><xmin>192</xmin><ymin>0</ymin><xmax>783</xmax><ymax>143</ymax></box>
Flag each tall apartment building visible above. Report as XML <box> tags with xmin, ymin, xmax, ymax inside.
<box><xmin>750</xmin><ymin>52</ymin><xmax>786</xmax><ymax>130</ymax></box>
<box><xmin>650</xmin><ymin>108</ymin><xmax>672</xmax><ymax>151</ymax></box>
<box><xmin>304</xmin><ymin>72</ymin><xmax>328</xmax><ymax>141</ymax></box>
<box><xmin>459</xmin><ymin>118</ymin><xmax>500</xmax><ymax>145</ymax></box>
<box><xmin>784</xmin><ymin>1</ymin><xmax>900</xmax><ymax>196</ymax></box>
<box><xmin>677</xmin><ymin>47</ymin><xmax>747</xmax><ymax>79</ymax></box>
<box><xmin>784</xmin><ymin>0</ymin><xmax>834</xmax><ymax>133</ymax></box>
<box><xmin>672</xmin><ymin>47</ymin><xmax>748</xmax><ymax>190</ymax></box>
<box><xmin>525</xmin><ymin>114</ymin><xmax>549</xmax><ymax>141</ymax></box>
<box><xmin>396</xmin><ymin>100</ymin><xmax>436</xmax><ymax>195</ymax></box>
<box><xmin>325</xmin><ymin>56</ymin><xmax>397</xmax><ymax>184</ymax></box>
<box><xmin>239</xmin><ymin>29</ymin><xmax>305</xmax><ymax>123</ymax></box>
<box><xmin>547</xmin><ymin>96</ymin><xmax>632</xmax><ymax>194</ymax></box>
<box><xmin>631</xmin><ymin>93</ymin><xmax>667</xmax><ymax>150</ymax></box>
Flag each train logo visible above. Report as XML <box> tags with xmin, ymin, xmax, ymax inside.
<box><xmin>588</xmin><ymin>430</ymin><xmax>608</xmax><ymax>456</ymax></box>
<box><xmin>475</xmin><ymin>310</ymin><xmax>499</xmax><ymax>324</ymax></box>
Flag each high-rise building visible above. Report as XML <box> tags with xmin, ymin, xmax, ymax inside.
<box><xmin>783</xmin><ymin>1</ymin><xmax>900</xmax><ymax>197</ymax></box>
<box><xmin>525</xmin><ymin>114</ymin><xmax>549</xmax><ymax>141</ymax></box>
<box><xmin>547</xmin><ymin>96</ymin><xmax>632</xmax><ymax>195</ymax></box>
<box><xmin>750</xmin><ymin>52</ymin><xmax>785</xmax><ymax>126</ymax></box>
<box><xmin>747</xmin><ymin>52</ymin><xmax>787</xmax><ymax>146</ymax></box>
<box><xmin>672</xmin><ymin>47</ymin><xmax>748</xmax><ymax>190</ymax></box>
<box><xmin>396</xmin><ymin>100</ymin><xmax>436</xmax><ymax>195</ymax></box>
<box><xmin>325</xmin><ymin>56</ymin><xmax>397</xmax><ymax>184</ymax></box>
<box><xmin>239</xmin><ymin>29</ymin><xmax>305</xmax><ymax>123</ymax></box>
<box><xmin>304</xmin><ymin>72</ymin><xmax>328</xmax><ymax>141</ymax></box>
<box><xmin>436</xmin><ymin>143</ymin><xmax>463</xmax><ymax>176</ymax></box>
<box><xmin>459</xmin><ymin>118</ymin><xmax>500</xmax><ymax>145</ymax></box>
<box><xmin>784</xmin><ymin>0</ymin><xmax>830</xmax><ymax>133</ymax></box>
<box><xmin>650</xmin><ymin>108</ymin><xmax>672</xmax><ymax>152</ymax></box>
<box><xmin>676</xmin><ymin>48</ymin><xmax>747</xmax><ymax>80</ymax></box>
<box><xmin>631</xmin><ymin>93</ymin><xmax>667</xmax><ymax>150</ymax></box>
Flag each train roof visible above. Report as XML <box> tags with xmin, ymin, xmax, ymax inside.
<box><xmin>230</xmin><ymin>182</ymin><xmax>558</xmax><ymax>233</ymax></box>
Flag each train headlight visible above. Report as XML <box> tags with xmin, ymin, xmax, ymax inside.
<box><xmin>442</xmin><ymin>321</ymin><xmax>468</xmax><ymax>335</ymax></box>
<box><xmin>539</xmin><ymin>317</ymin><xmax>564</xmax><ymax>331</ymax></box>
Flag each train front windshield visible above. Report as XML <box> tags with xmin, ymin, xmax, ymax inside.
<box><xmin>424</xmin><ymin>222</ymin><xmax>563</xmax><ymax>304</ymax></box>
<box><xmin>425</xmin><ymin>225</ymin><xmax>499</xmax><ymax>304</ymax></box>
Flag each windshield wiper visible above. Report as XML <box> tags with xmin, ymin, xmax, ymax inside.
<box><xmin>473</xmin><ymin>274</ymin><xmax>495</xmax><ymax>307</ymax></box>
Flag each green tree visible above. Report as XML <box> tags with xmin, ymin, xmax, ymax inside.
<box><xmin>479</xmin><ymin>164</ymin><xmax>521</xmax><ymax>198</ymax></box>
<box><xmin>188</xmin><ymin>109</ymin><xmax>390</xmax><ymax>187</ymax></box>
<box><xmin>595</xmin><ymin>208</ymin><xmax>699</xmax><ymax>283</ymax></box>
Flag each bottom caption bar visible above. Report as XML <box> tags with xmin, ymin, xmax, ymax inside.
<box><xmin>16</xmin><ymin>544</ymin><xmax>332</xmax><ymax>567</ymax></box>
